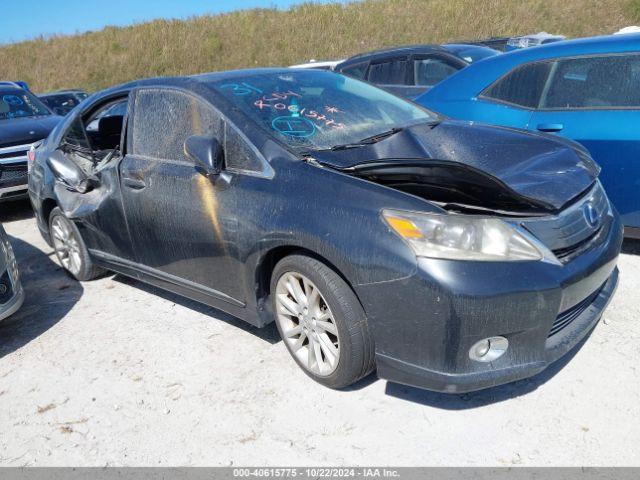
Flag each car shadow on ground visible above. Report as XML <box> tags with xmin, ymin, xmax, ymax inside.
<box><xmin>384</xmin><ymin>328</ymin><xmax>594</xmax><ymax>409</ymax></box>
<box><xmin>112</xmin><ymin>274</ymin><xmax>281</xmax><ymax>345</ymax></box>
<box><xmin>0</xmin><ymin>234</ymin><xmax>84</xmax><ymax>359</ymax></box>
<box><xmin>0</xmin><ymin>199</ymin><xmax>34</xmax><ymax>222</ymax></box>
<box><xmin>621</xmin><ymin>238</ymin><xmax>640</xmax><ymax>255</ymax></box>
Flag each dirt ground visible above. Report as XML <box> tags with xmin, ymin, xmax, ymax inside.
<box><xmin>0</xmin><ymin>199</ymin><xmax>639</xmax><ymax>467</ymax></box>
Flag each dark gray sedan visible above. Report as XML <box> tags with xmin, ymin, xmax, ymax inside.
<box><xmin>28</xmin><ymin>69</ymin><xmax>621</xmax><ymax>393</ymax></box>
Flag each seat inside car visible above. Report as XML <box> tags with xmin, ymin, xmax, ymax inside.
<box><xmin>89</xmin><ymin>115</ymin><xmax>123</xmax><ymax>151</ymax></box>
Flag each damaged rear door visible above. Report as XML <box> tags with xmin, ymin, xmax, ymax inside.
<box><xmin>118</xmin><ymin>87</ymin><xmax>245</xmax><ymax>305</ymax></box>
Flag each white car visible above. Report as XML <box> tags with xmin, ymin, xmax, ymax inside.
<box><xmin>614</xmin><ymin>26</ymin><xmax>640</xmax><ymax>34</ymax></box>
<box><xmin>289</xmin><ymin>59</ymin><xmax>344</xmax><ymax>71</ymax></box>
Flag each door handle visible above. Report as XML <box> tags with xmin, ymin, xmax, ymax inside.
<box><xmin>122</xmin><ymin>177</ymin><xmax>146</xmax><ymax>190</ymax></box>
<box><xmin>537</xmin><ymin>123</ymin><xmax>564</xmax><ymax>132</ymax></box>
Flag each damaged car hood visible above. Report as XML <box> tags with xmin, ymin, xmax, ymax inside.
<box><xmin>309</xmin><ymin>120</ymin><xmax>599</xmax><ymax>212</ymax></box>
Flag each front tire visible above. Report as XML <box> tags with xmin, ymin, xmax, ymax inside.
<box><xmin>271</xmin><ymin>254</ymin><xmax>375</xmax><ymax>389</ymax></box>
<box><xmin>49</xmin><ymin>207</ymin><xmax>104</xmax><ymax>281</ymax></box>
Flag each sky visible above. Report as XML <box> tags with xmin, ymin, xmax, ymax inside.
<box><xmin>0</xmin><ymin>0</ymin><xmax>342</xmax><ymax>45</ymax></box>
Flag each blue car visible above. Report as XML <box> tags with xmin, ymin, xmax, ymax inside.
<box><xmin>416</xmin><ymin>34</ymin><xmax>640</xmax><ymax>237</ymax></box>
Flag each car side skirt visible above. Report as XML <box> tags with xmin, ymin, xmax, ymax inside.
<box><xmin>89</xmin><ymin>250</ymin><xmax>261</xmax><ymax>326</ymax></box>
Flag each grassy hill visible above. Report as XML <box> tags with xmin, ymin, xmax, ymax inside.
<box><xmin>2</xmin><ymin>0</ymin><xmax>640</xmax><ymax>93</ymax></box>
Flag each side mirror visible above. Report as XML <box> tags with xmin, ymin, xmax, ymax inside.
<box><xmin>184</xmin><ymin>135</ymin><xmax>223</xmax><ymax>176</ymax></box>
<box><xmin>47</xmin><ymin>151</ymin><xmax>92</xmax><ymax>193</ymax></box>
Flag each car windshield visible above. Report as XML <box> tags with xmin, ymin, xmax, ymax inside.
<box><xmin>41</xmin><ymin>94</ymin><xmax>80</xmax><ymax>110</ymax></box>
<box><xmin>445</xmin><ymin>45</ymin><xmax>500</xmax><ymax>63</ymax></box>
<box><xmin>0</xmin><ymin>89</ymin><xmax>51</xmax><ymax>120</ymax></box>
<box><xmin>208</xmin><ymin>70</ymin><xmax>436</xmax><ymax>151</ymax></box>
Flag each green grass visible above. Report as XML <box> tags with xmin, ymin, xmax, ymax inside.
<box><xmin>1</xmin><ymin>0</ymin><xmax>638</xmax><ymax>93</ymax></box>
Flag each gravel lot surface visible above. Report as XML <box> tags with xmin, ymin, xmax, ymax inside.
<box><xmin>1</xmin><ymin>199</ymin><xmax>639</xmax><ymax>467</ymax></box>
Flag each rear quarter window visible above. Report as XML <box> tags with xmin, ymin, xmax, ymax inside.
<box><xmin>481</xmin><ymin>61</ymin><xmax>552</xmax><ymax>109</ymax></box>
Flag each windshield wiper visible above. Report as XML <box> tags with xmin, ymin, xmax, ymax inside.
<box><xmin>317</xmin><ymin>127</ymin><xmax>406</xmax><ymax>152</ymax></box>
<box><xmin>358</xmin><ymin>126</ymin><xmax>405</xmax><ymax>144</ymax></box>
<box><xmin>302</xmin><ymin>120</ymin><xmax>442</xmax><ymax>155</ymax></box>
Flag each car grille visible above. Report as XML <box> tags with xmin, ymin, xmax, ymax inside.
<box><xmin>0</xmin><ymin>163</ymin><xmax>28</xmax><ymax>185</ymax></box>
<box><xmin>523</xmin><ymin>182</ymin><xmax>609</xmax><ymax>262</ymax></box>
<box><xmin>0</xmin><ymin>143</ymin><xmax>32</xmax><ymax>162</ymax></box>
<box><xmin>552</xmin><ymin>226</ymin><xmax>602</xmax><ymax>260</ymax></box>
<box><xmin>0</xmin><ymin>270</ymin><xmax>14</xmax><ymax>304</ymax></box>
<box><xmin>548</xmin><ymin>283</ymin><xmax>604</xmax><ymax>337</ymax></box>
<box><xmin>0</xmin><ymin>148</ymin><xmax>28</xmax><ymax>160</ymax></box>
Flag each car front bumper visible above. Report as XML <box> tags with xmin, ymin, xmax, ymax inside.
<box><xmin>356</xmin><ymin>210</ymin><xmax>624</xmax><ymax>394</ymax></box>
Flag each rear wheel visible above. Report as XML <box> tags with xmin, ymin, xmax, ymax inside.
<box><xmin>49</xmin><ymin>207</ymin><xmax>104</xmax><ymax>281</ymax></box>
<box><xmin>271</xmin><ymin>254</ymin><xmax>375</xmax><ymax>389</ymax></box>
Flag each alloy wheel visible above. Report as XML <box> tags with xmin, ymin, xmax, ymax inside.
<box><xmin>51</xmin><ymin>216</ymin><xmax>82</xmax><ymax>276</ymax></box>
<box><xmin>275</xmin><ymin>272</ymin><xmax>340</xmax><ymax>376</ymax></box>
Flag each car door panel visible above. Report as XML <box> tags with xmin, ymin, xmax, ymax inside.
<box><xmin>453</xmin><ymin>99</ymin><xmax>535</xmax><ymax>129</ymax></box>
<box><xmin>118</xmin><ymin>88</ymin><xmax>245</xmax><ymax>302</ymax></box>
<box><xmin>73</xmin><ymin>155</ymin><xmax>137</xmax><ymax>262</ymax></box>
<box><xmin>119</xmin><ymin>154</ymin><xmax>243</xmax><ymax>301</ymax></box>
<box><xmin>529</xmin><ymin>109</ymin><xmax>640</xmax><ymax>228</ymax></box>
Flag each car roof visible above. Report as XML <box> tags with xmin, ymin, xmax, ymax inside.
<box><xmin>85</xmin><ymin>68</ymin><xmax>334</xmax><ymax>104</ymax></box>
<box><xmin>0</xmin><ymin>81</ymin><xmax>21</xmax><ymax>88</ymax></box>
<box><xmin>336</xmin><ymin>44</ymin><xmax>448</xmax><ymax>68</ymax></box>
<box><xmin>472</xmin><ymin>33</ymin><xmax>640</xmax><ymax>69</ymax></box>
<box><xmin>40</xmin><ymin>91</ymin><xmax>76</xmax><ymax>98</ymax></box>
<box><xmin>0</xmin><ymin>84</ymin><xmax>24</xmax><ymax>93</ymax></box>
<box><xmin>288</xmin><ymin>60</ymin><xmax>343</xmax><ymax>69</ymax></box>
<box><xmin>421</xmin><ymin>33</ymin><xmax>640</xmax><ymax>100</ymax></box>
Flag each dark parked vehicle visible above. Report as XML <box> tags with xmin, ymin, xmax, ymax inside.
<box><xmin>39</xmin><ymin>89</ymin><xmax>88</xmax><ymax>116</ymax></box>
<box><xmin>0</xmin><ymin>224</ymin><xmax>24</xmax><ymax>322</ymax></box>
<box><xmin>29</xmin><ymin>69</ymin><xmax>621</xmax><ymax>393</ymax></box>
<box><xmin>335</xmin><ymin>44</ymin><xmax>499</xmax><ymax>98</ymax></box>
<box><xmin>461</xmin><ymin>36</ymin><xmax>512</xmax><ymax>52</ymax></box>
<box><xmin>0</xmin><ymin>84</ymin><xmax>61</xmax><ymax>202</ymax></box>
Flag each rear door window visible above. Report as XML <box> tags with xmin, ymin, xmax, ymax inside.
<box><xmin>413</xmin><ymin>57</ymin><xmax>460</xmax><ymax>87</ymax></box>
<box><xmin>481</xmin><ymin>61</ymin><xmax>553</xmax><ymax>109</ymax></box>
<box><xmin>367</xmin><ymin>58</ymin><xmax>409</xmax><ymax>85</ymax></box>
<box><xmin>541</xmin><ymin>54</ymin><xmax>640</xmax><ymax>109</ymax></box>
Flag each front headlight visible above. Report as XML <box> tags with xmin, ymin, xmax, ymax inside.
<box><xmin>382</xmin><ymin>209</ymin><xmax>542</xmax><ymax>262</ymax></box>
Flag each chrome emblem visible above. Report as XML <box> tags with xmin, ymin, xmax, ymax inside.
<box><xmin>583</xmin><ymin>202</ymin><xmax>599</xmax><ymax>228</ymax></box>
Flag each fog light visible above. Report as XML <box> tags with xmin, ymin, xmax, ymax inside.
<box><xmin>469</xmin><ymin>336</ymin><xmax>509</xmax><ymax>363</ymax></box>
